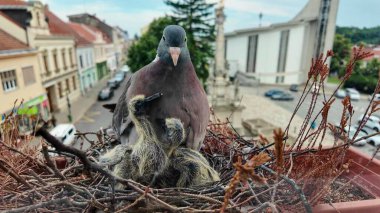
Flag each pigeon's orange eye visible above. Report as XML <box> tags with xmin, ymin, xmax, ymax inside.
<box><xmin>163</xmin><ymin>36</ymin><xmax>166</xmax><ymax>41</ymax></box>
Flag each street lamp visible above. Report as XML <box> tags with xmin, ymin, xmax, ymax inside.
<box><xmin>66</xmin><ymin>90</ymin><xmax>72</xmax><ymax>123</ymax></box>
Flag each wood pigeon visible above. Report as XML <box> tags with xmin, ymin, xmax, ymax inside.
<box><xmin>105</xmin><ymin>25</ymin><xmax>209</xmax><ymax>151</ymax></box>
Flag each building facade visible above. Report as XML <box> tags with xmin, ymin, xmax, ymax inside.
<box><xmin>224</xmin><ymin>0</ymin><xmax>339</xmax><ymax>85</ymax></box>
<box><xmin>68</xmin><ymin>22</ymin><xmax>97</xmax><ymax>95</ymax></box>
<box><xmin>0</xmin><ymin>28</ymin><xmax>49</xmax><ymax>132</ymax></box>
<box><xmin>0</xmin><ymin>1</ymin><xmax>81</xmax><ymax>113</ymax></box>
<box><xmin>68</xmin><ymin>13</ymin><xmax>125</xmax><ymax>73</ymax></box>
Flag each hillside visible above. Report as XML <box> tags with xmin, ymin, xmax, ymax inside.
<box><xmin>336</xmin><ymin>26</ymin><xmax>380</xmax><ymax>45</ymax></box>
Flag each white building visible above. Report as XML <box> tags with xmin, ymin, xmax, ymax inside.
<box><xmin>225</xmin><ymin>0</ymin><xmax>339</xmax><ymax>85</ymax></box>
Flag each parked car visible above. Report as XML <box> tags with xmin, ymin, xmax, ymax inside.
<box><xmin>368</xmin><ymin>93</ymin><xmax>380</xmax><ymax>101</ymax></box>
<box><xmin>311</xmin><ymin>84</ymin><xmax>320</xmax><ymax>95</ymax></box>
<box><xmin>98</xmin><ymin>87</ymin><xmax>114</xmax><ymax>101</ymax></box>
<box><xmin>358</xmin><ymin>114</ymin><xmax>380</xmax><ymax>131</ymax></box>
<box><xmin>289</xmin><ymin>84</ymin><xmax>299</xmax><ymax>92</ymax></box>
<box><xmin>114</xmin><ymin>73</ymin><xmax>125</xmax><ymax>84</ymax></box>
<box><xmin>115</xmin><ymin>71</ymin><xmax>126</xmax><ymax>79</ymax></box>
<box><xmin>345</xmin><ymin>88</ymin><xmax>360</xmax><ymax>101</ymax></box>
<box><xmin>107</xmin><ymin>78</ymin><xmax>120</xmax><ymax>89</ymax></box>
<box><xmin>335</xmin><ymin>89</ymin><xmax>346</xmax><ymax>99</ymax></box>
<box><xmin>120</xmin><ymin>65</ymin><xmax>130</xmax><ymax>73</ymax></box>
<box><xmin>271</xmin><ymin>92</ymin><xmax>294</xmax><ymax>101</ymax></box>
<box><xmin>265</xmin><ymin>89</ymin><xmax>284</xmax><ymax>97</ymax></box>
<box><xmin>49</xmin><ymin>124</ymin><xmax>76</xmax><ymax>146</ymax></box>
<box><xmin>334</xmin><ymin>124</ymin><xmax>367</xmax><ymax>146</ymax></box>
<box><xmin>360</xmin><ymin>126</ymin><xmax>380</xmax><ymax>147</ymax></box>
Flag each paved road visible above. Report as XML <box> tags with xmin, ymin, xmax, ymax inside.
<box><xmin>243</xmin><ymin>84</ymin><xmax>380</xmax><ymax>159</ymax></box>
<box><xmin>73</xmin><ymin>76</ymin><xmax>129</xmax><ymax>150</ymax></box>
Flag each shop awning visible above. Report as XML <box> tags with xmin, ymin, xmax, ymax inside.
<box><xmin>17</xmin><ymin>105</ymin><xmax>39</xmax><ymax>116</ymax></box>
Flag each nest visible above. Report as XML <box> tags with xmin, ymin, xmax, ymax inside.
<box><xmin>0</xmin><ymin>115</ymin><xmax>359</xmax><ymax>213</ymax></box>
<box><xmin>0</xmin><ymin>47</ymin><xmax>379</xmax><ymax>212</ymax></box>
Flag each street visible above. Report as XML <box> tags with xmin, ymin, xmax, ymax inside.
<box><xmin>72</xmin><ymin>75</ymin><xmax>129</xmax><ymax>150</ymax></box>
<box><xmin>240</xmin><ymin>84</ymin><xmax>380</xmax><ymax>159</ymax></box>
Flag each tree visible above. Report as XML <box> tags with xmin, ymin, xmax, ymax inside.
<box><xmin>330</xmin><ymin>34</ymin><xmax>352</xmax><ymax>77</ymax></box>
<box><xmin>363</xmin><ymin>59</ymin><xmax>380</xmax><ymax>78</ymax></box>
<box><xmin>336</xmin><ymin>26</ymin><xmax>380</xmax><ymax>45</ymax></box>
<box><xmin>127</xmin><ymin>16</ymin><xmax>174</xmax><ymax>72</ymax></box>
<box><xmin>165</xmin><ymin>0</ymin><xmax>215</xmax><ymax>84</ymax></box>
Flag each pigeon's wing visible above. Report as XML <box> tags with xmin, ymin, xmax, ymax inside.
<box><xmin>112</xmin><ymin>75</ymin><xmax>134</xmax><ymax>144</ymax></box>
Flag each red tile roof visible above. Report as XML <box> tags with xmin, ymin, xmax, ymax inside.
<box><xmin>0</xmin><ymin>0</ymin><xmax>26</xmax><ymax>6</ymax></box>
<box><xmin>45</xmin><ymin>8</ymin><xmax>73</xmax><ymax>36</ymax></box>
<box><xmin>0</xmin><ymin>28</ymin><xmax>28</xmax><ymax>51</ymax></box>
<box><xmin>68</xmin><ymin>23</ymin><xmax>95</xmax><ymax>41</ymax></box>
<box><xmin>85</xmin><ymin>25</ymin><xmax>112</xmax><ymax>43</ymax></box>
<box><xmin>67</xmin><ymin>23</ymin><xmax>92</xmax><ymax>47</ymax></box>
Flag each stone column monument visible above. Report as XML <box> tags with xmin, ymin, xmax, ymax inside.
<box><xmin>210</xmin><ymin>0</ymin><xmax>244</xmax><ymax>132</ymax></box>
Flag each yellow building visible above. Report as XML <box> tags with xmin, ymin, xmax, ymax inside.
<box><xmin>0</xmin><ymin>29</ymin><xmax>49</xmax><ymax>131</ymax></box>
<box><xmin>0</xmin><ymin>1</ymin><xmax>80</xmax><ymax>113</ymax></box>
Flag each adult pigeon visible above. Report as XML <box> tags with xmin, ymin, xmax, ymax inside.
<box><xmin>107</xmin><ymin>25</ymin><xmax>209</xmax><ymax>151</ymax></box>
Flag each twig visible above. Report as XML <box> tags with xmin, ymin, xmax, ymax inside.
<box><xmin>260</xmin><ymin>165</ymin><xmax>312</xmax><ymax>213</ymax></box>
<box><xmin>35</xmin><ymin>127</ymin><xmax>179</xmax><ymax>212</ymax></box>
<box><xmin>2</xmin><ymin>197</ymin><xmax>86</xmax><ymax>213</ymax></box>
<box><xmin>28</xmin><ymin>169</ymin><xmax>47</xmax><ymax>186</ymax></box>
<box><xmin>0</xmin><ymin>159</ymin><xmax>32</xmax><ymax>189</ymax></box>
<box><xmin>42</xmin><ymin>145</ymin><xmax>66</xmax><ymax>180</ymax></box>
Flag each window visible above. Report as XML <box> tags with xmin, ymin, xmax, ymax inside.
<box><xmin>86</xmin><ymin>52</ymin><xmax>90</xmax><ymax>67</ymax></box>
<box><xmin>53</xmin><ymin>50</ymin><xmax>59</xmax><ymax>72</ymax></box>
<box><xmin>69</xmin><ymin>49</ymin><xmax>73</xmax><ymax>67</ymax></box>
<box><xmin>79</xmin><ymin>55</ymin><xmax>83</xmax><ymax>69</ymax></box>
<box><xmin>62</xmin><ymin>49</ymin><xmax>67</xmax><ymax>70</ymax></box>
<box><xmin>22</xmin><ymin>66</ymin><xmax>36</xmax><ymax>86</ymax></box>
<box><xmin>58</xmin><ymin>82</ymin><xmax>63</xmax><ymax>98</ymax></box>
<box><xmin>247</xmin><ymin>35</ymin><xmax>258</xmax><ymax>73</ymax></box>
<box><xmin>72</xmin><ymin>76</ymin><xmax>77</xmax><ymax>90</ymax></box>
<box><xmin>276</xmin><ymin>30</ymin><xmax>289</xmax><ymax>83</ymax></box>
<box><xmin>0</xmin><ymin>70</ymin><xmax>18</xmax><ymax>92</ymax></box>
<box><xmin>66</xmin><ymin>78</ymin><xmax>70</xmax><ymax>93</ymax></box>
<box><xmin>36</xmin><ymin>12</ymin><xmax>41</xmax><ymax>26</ymax></box>
<box><xmin>43</xmin><ymin>52</ymin><xmax>49</xmax><ymax>74</ymax></box>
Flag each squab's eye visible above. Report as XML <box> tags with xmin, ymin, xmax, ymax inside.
<box><xmin>163</xmin><ymin>36</ymin><xmax>166</xmax><ymax>41</ymax></box>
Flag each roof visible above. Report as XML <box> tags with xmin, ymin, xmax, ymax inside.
<box><xmin>225</xmin><ymin>19</ymin><xmax>314</xmax><ymax>37</ymax></box>
<box><xmin>67</xmin><ymin>22</ymin><xmax>92</xmax><ymax>47</ymax></box>
<box><xmin>45</xmin><ymin>8</ymin><xmax>73</xmax><ymax>36</ymax></box>
<box><xmin>85</xmin><ymin>25</ymin><xmax>112</xmax><ymax>43</ymax></box>
<box><xmin>67</xmin><ymin>22</ymin><xmax>96</xmax><ymax>42</ymax></box>
<box><xmin>0</xmin><ymin>0</ymin><xmax>26</xmax><ymax>6</ymax></box>
<box><xmin>0</xmin><ymin>28</ymin><xmax>28</xmax><ymax>51</ymax></box>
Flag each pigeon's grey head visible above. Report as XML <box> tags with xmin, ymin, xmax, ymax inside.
<box><xmin>157</xmin><ymin>25</ymin><xmax>190</xmax><ymax>67</ymax></box>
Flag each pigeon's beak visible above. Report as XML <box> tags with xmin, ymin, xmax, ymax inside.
<box><xmin>169</xmin><ymin>47</ymin><xmax>181</xmax><ymax>66</ymax></box>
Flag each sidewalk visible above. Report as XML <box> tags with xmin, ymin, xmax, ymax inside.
<box><xmin>54</xmin><ymin>76</ymin><xmax>110</xmax><ymax>124</ymax></box>
<box><xmin>238</xmin><ymin>90</ymin><xmax>336</xmax><ymax>147</ymax></box>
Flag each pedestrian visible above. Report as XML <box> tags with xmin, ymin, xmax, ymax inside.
<box><xmin>311</xmin><ymin>120</ymin><xmax>317</xmax><ymax>130</ymax></box>
<box><xmin>51</xmin><ymin>115</ymin><xmax>57</xmax><ymax>127</ymax></box>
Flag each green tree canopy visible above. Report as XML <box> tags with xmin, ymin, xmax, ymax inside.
<box><xmin>126</xmin><ymin>16</ymin><xmax>174</xmax><ymax>72</ymax></box>
<box><xmin>336</xmin><ymin>26</ymin><xmax>380</xmax><ymax>45</ymax></box>
<box><xmin>165</xmin><ymin>0</ymin><xmax>216</xmax><ymax>84</ymax></box>
<box><xmin>330</xmin><ymin>34</ymin><xmax>352</xmax><ymax>77</ymax></box>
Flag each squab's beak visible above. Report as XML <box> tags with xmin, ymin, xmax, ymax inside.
<box><xmin>169</xmin><ymin>47</ymin><xmax>181</xmax><ymax>66</ymax></box>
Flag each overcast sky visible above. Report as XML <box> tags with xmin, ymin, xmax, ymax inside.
<box><xmin>41</xmin><ymin>0</ymin><xmax>380</xmax><ymax>37</ymax></box>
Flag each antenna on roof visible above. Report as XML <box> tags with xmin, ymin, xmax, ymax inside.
<box><xmin>259</xmin><ymin>12</ymin><xmax>263</xmax><ymax>27</ymax></box>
